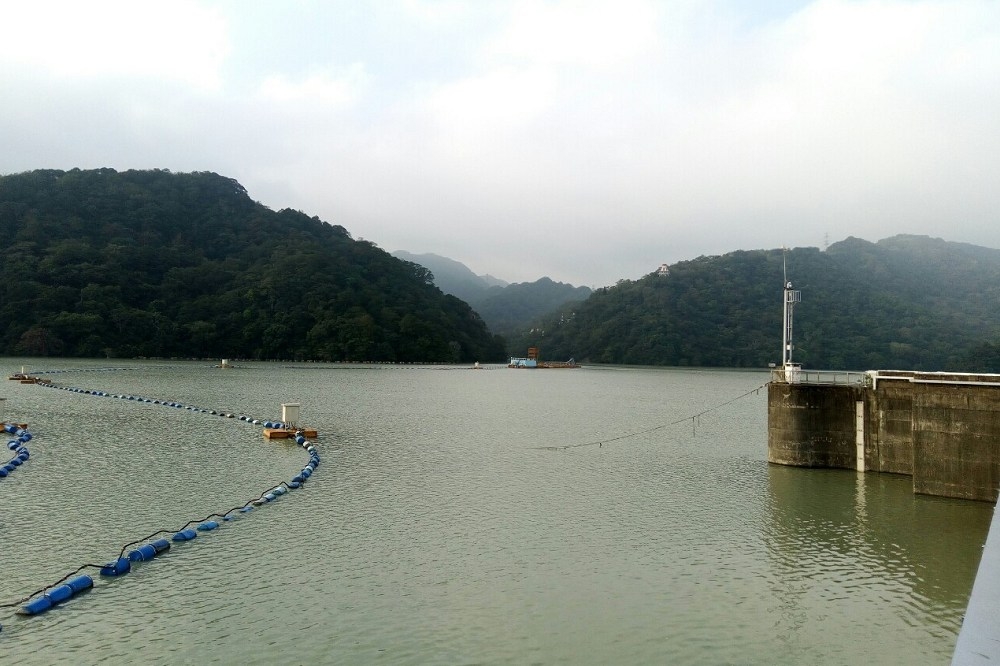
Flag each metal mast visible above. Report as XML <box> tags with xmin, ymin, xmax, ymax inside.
<box><xmin>781</xmin><ymin>251</ymin><xmax>801</xmax><ymax>367</ymax></box>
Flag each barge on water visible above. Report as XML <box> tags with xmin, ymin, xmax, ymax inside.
<box><xmin>508</xmin><ymin>347</ymin><xmax>579</xmax><ymax>369</ymax></box>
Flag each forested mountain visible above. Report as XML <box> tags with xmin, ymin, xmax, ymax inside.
<box><xmin>0</xmin><ymin>169</ymin><xmax>506</xmax><ymax>362</ymax></box>
<box><xmin>509</xmin><ymin>236</ymin><xmax>1000</xmax><ymax>372</ymax></box>
<box><xmin>391</xmin><ymin>251</ymin><xmax>507</xmax><ymax>304</ymax></box>
<box><xmin>472</xmin><ymin>277</ymin><xmax>592</xmax><ymax>338</ymax></box>
<box><xmin>391</xmin><ymin>252</ymin><xmax>591</xmax><ymax>337</ymax></box>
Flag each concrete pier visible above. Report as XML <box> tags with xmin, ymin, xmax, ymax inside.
<box><xmin>768</xmin><ymin>369</ymin><xmax>1000</xmax><ymax>503</ymax></box>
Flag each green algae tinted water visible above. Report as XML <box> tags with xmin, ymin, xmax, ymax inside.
<box><xmin>0</xmin><ymin>360</ymin><xmax>991</xmax><ymax>664</ymax></box>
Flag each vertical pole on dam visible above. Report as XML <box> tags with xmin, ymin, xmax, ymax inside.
<box><xmin>781</xmin><ymin>251</ymin><xmax>802</xmax><ymax>382</ymax></box>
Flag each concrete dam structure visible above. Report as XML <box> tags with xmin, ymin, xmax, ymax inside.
<box><xmin>768</xmin><ymin>368</ymin><xmax>1000</xmax><ymax>503</ymax></box>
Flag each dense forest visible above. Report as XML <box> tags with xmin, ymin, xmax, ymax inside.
<box><xmin>0</xmin><ymin>169</ymin><xmax>506</xmax><ymax>362</ymax></box>
<box><xmin>4</xmin><ymin>169</ymin><xmax>999</xmax><ymax>371</ymax></box>
<box><xmin>470</xmin><ymin>277</ymin><xmax>592</xmax><ymax>338</ymax></box>
<box><xmin>510</xmin><ymin>236</ymin><xmax>1000</xmax><ymax>372</ymax></box>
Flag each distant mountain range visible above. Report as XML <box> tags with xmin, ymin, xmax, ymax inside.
<box><xmin>392</xmin><ymin>251</ymin><xmax>508</xmax><ymax>303</ymax></box>
<box><xmin>392</xmin><ymin>251</ymin><xmax>592</xmax><ymax>338</ymax></box>
<box><xmin>4</xmin><ymin>169</ymin><xmax>998</xmax><ymax>371</ymax></box>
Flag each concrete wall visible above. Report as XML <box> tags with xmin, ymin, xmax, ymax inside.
<box><xmin>866</xmin><ymin>380</ymin><xmax>913</xmax><ymax>475</ymax></box>
<box><xmin>769</xmin><ymin>373</ymin><xmax>1000</xmax><ymax>503</ymax></box>
<box><xmin>767</xmin><ymin>382</ymin><xmax>862</xmax><ymax>469</ymax></box>
<box><xmin>911</xmin><ymin>383</ymin><xmax>1000</xmax><ymax>502</ymax></box>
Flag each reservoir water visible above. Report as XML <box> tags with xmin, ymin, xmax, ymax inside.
<box><xmin>0</xmin><ymin>360</ymin><xmax>992</xmax><ymax>664</ymax></box>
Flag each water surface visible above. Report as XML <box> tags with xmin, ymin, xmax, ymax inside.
<box><xmin>0</xmin><ymin>360</ymin><xmax>991</xmax><ymax>664</ymax></box>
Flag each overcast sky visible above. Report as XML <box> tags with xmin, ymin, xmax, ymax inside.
<box><xmin>2</xmin><ymin>1</ymin><xmax>998</xmax><ymax>287</ymax></box>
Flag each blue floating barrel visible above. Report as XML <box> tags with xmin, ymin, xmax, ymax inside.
<box><xmin>295</xmin><ymin>435</ymin><xmax>305</xmax><ymax>445</ymax></box>
<box><xmin>8</xmin><ymin>440</ymin><xmax>19</xmax><ymax>450</ymax></box>
<box><xmin>301</xmin><ymin>468</ymin><xmax>311</xmax><ymax>479</ymax></box>
<box><xmin>100</xmin><ymin>557</ymin><xmax>132</xmax><ymax>576</ymax></box>
<box><xmin>197</xmin><ymin>520</ymin><xmax>219</xmax><ymax>531</ymax></box>
<box><xmin>151</xmin><ymin>538</ymin><xmax>171</xmax><ymax>554</ymax></box>
<box><xmin>45</xmin><ymin>585</ymin><xmax>74</xmax><ymax>604</ymax></box>
<box><xmin>0</xmin><ymin>468</ymin><xmax>7</xmax><ymax>478</ymax></box>
<box><xmin>172</xmin><ymin>528</ymin><xmax>197</xmax><ymax>542</ymax></box>
<box><xmin>9</xmin><ymin>457</ymin><xmax>21</xmax><ymax>467</ymax></box>
<box><xmin>264</xmin><ymin>493</ymin><xmax>276</xmax><ymax>502</ymax></box>
<box><xmin>67</xmin><ymin>575</ymin><xmax>93</xmax><ymax>593</ymax></box>
<box><xmin>18</xmin><ymin>596</ymin><xmax>53</xmax><ymax>615</ymax></box>
<box><xmin>239</xmin><ymin>506</ymin><xmax>253</xmax><ymax>513</ymax></box>
<box><xmin>291</xmin><ymin>475</ymin><xmax>303</xmax><ymax>484</ymax></box>
<box><xmin>19</xmin><ymin>432</ymin><xmax>31</xmax><ymax>442</ymax></box>
<box><xmin>264</xmin><ymin>421</ymin><xmax>273</xmax><ymax>428</ymax></box>
<box><xmin>288</xmin><ymin>480</ymin><xmax>301</xmax><ymax>489</ymax></box>
<box><xmin>128</xmin><ymin>543</ymin><xmax>158</xmax><ymax>562</ymax></box>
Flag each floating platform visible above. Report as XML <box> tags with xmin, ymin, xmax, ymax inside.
<box><xmin>264</xmin><ymin>428</ymin><xmax>318</xmax><ymax>440</ymax></box>
<box><xmin>1</xmin><ymin>422</ymin><xmax>29</xmax><ymax>430</ymax></box>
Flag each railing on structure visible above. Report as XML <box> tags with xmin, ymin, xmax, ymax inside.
<box><xmin>770</xmin><ymin>366</ymin><xmax>869</xmax><ymax>386</ymax></box>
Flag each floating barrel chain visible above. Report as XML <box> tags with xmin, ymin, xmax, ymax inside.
<box><xmin>0</xmin><ymin>377</ymin><xmax>322</xmax><ymax>631</ymax></box>
<box><xmin>1</xmin><ymin>424</ymin><xmax>31</xmax><ymax>480</ymax></box>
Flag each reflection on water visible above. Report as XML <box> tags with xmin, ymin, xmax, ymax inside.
<box><xmin>765</xmin><ymin>465</ymin><xmax>991</xmax><ymax>663</ymax></box>
<box><xmin>0</xmin><ymin>360</ymin><xmax>991</xmax><ymax>664</ymax></box>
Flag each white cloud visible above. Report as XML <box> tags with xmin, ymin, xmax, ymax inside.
<box><xmin>0</xmin><ymin>0</ymin><xmax>229</xmax><ymax>88</ymax></box>
<box><xmin>489</xmin><ymin>0</ymin><xmax>659</xmax><ymax>67</ymax></box>
<box><xmin>257</xmin><ymin>64</ymin><xmax>369</xmax><ymax>109</ymax></box>
<box><xmin>1</xmin><ymin>0</ymin><xmax>998</xmax><ymax>286</ymax></box>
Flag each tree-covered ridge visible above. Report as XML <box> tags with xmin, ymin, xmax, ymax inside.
<box><xmin>390</xmin><ymin>251</ymin><xmax>591</xmax><ymax>337</ymax></box>
<box><xmin>0</xmin><ymin>168</ymin><xmax>506</xmax><ymax>362</ymax></box>
<box><xmin>471</xmin><ymin>277</ymin><xmax>592</xmax><ymax>338</ymax></box>
<box><xmin>511</xmin><ymin>237</ymin><xmax>1000</xmax><ymax>371</ymax></box>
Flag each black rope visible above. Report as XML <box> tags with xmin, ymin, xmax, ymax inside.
<box><xmin>0</xmin><ymin>563</ymin><xmax>101</xmax><ymax>610</ymax></box>
<box><xmin>1</xmin><ymin>377</ymin><xmax>319</xmax><ymax>615</ymax></box>
<box><xmin>534</xmin><ymin>381</ymin><xmax>771</xmax><ymax>450</ymax></box>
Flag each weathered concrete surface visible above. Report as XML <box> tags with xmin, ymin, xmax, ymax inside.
<box><xmin>912</xmin><ymin>383</ymin><xmax>1000</xmax><ymax>503</ymax></box>
<box><xmin>769</xmin><ymin>372</ymin><xmax>1000</xmax><ymax>502</ymax></box>
<box><xmin>767</xmin><ymin>383</ymin><xmax>862</xmax><ymax>469</ymax></box>
<box><xmin>867</xmin><ymin>379</ymin><xmax>914</xmax><ymax>475</ymax></box>
<box><xmin>953</xmin><ymin>503</ymin><xmax>1000</xmax><ymax>665</ymax></box>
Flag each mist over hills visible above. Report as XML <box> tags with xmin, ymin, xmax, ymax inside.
<box><xmin>391</xmin><ymin>251</ymin><xmax>508</xmax><ymax>304</ymax></box>
<box><xmin>2</xmin><ymin>168</ymin><xmax>998</xmax><ymax>371</ymax></box>
<box><xmin>506</xmin><ymin>235</ymin><xmax>1000</xmax><ymax>371</ymax></box>
<box><xmin>391</xmin><ymin>250</ymin><xmax>593</xmax><ymax>338</ymax></box>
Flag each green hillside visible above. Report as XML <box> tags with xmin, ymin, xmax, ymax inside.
<box><xmin>0</xmin><ymin>168</ymin><xmax>506</xmax><ymax>362</ymax></box>
<box><xmin>510</xmin><ymin>236</ymin><xmax>1000</xmax><ymax>371</ymax></box>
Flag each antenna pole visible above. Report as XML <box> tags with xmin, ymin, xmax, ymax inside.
<box><xmin>781</xmin><ymin>256</ymin><xmax>801</xmax><ymax>368</ymax></box>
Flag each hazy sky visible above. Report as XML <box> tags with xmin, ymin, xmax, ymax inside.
<box><xmin>2</xmin><ymin>1</ymin><xmax>998</xmax><ymax>287</ymax></box>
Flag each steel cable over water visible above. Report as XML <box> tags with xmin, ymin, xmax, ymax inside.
<box><xmin>533</xmin><ymin>382</ymin><xmax>771</xmax><ymax>450</ymax></box>
<box><xmin>0</xmin><ymin>371</ymin><xmax>323</xmax><ymax>634</ymax></box>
